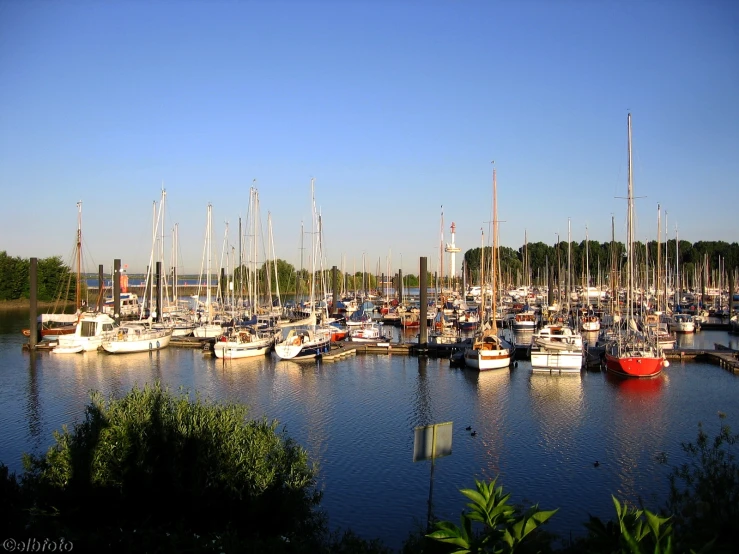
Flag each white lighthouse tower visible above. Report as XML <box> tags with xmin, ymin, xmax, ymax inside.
<box><xmin>445</xmin><ymin>222</ymin><xmax>461</xmax><ymax>279</ymax></box>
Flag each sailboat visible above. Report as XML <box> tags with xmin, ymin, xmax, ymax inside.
<box><xmin>604</xmin><ymin>113</ymin><xmax>669</xmax><ymax>378</ymax></box>
<box><xmin>23</xmin><ymin>202</ymin><xmax>88</xmax><ymax>340</ymax></box>
<box><xmin>463</xmin><ymin>165</ymin><xmax>512</xmax><ymax>371</ymax></box>
<box><xmin>529</xmin><ymin>217</ymin><xmax>584</xmax><ymax>371</ymax></box>
<box><xmin>193</xmin><ymin>203</ymin><xmax>224</xmax><ymax>338</ymax></box>
<box><xmin>274</xmin><ymin>179</ymin><xmax>331</xmax><ymax>361</ymax></box>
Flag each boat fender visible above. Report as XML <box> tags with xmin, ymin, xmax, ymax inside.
<box><xmin>663</xmin><ymin>359</ymin><xmax>670</xmax><ymax>368</ymax></box>
<box><xmin>156</xmin><ymin>341</ymin><xmax>160</xmax><ymax>349</ymax></box>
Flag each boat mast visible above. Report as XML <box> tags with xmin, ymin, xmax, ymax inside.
<box><xmin>627</xmin><ymin>112</ymin><xmax>634</xmax><ymax>330</ymax></box>
<box><xmin>491</xmin><ymin>164</ymin><xmax>498</xmax><ymax>333</ymax></box>
<box><xmin>206</xmin><ymin>203</ymin><xmax>212</xmax><ymax>323</ymax></box>
<box><xmin>675</xmin><ymin>225</ymin><xmax>680</xmax><ymax>311</ymax></box>
<box><xmin>586</xmin><ymin>224</ymin><xmax>590</xmax><ymax>310</ymax></box>
<box><xmin>76</xmin><ymin>201</ymin><xmax>82</xmax><ymax>311</ymax></box>
<box><xmin>440</xmin><ymin>206</ymin><xmax>444</xmax><ymax>299</ymax></box>
<box><xmin>656</xmin><ymin>204</ymin><xmax>661</xmax><ymax>313</ymax></box>
<box><xmin>567</xmin><ymin>217</ymin><xmax>572</xmax><ymax>319</ymax></box>
<box><xmin>479</xmin><ymin>227</ymin><xmax>485</xmax><ymax>326</ymax></box>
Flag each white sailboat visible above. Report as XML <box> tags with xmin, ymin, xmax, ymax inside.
<box><xmin>274</xmin><ymin>179</ymin><xmax>331</xmax><ymax>361</ymax></box>
<box><xmin>464</xmin><ymin>164</ymin><xmax>512</xmax><ymax>371</ymax></box>
<box><xmin>101</xmin><ymin>322</ymin><xmax>172</xmax><ymax>354</ymax></box>
<box><xmin>194</xmin><ymin>203</ymin><xmax>224</xmax><ymax>338</ymax></box>
<box><xmin>213</xmin><ymin>327</ymin><xmax>272</xmax><ymax>359</ymax></box>
<box><xmin>530</xmin><ymin>218</ymin><xmax>584</xmax><ymax>371</ymax></box>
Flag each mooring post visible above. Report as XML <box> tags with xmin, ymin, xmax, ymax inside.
<box><xmin>113</xmin><ymin>259</ymin><xmax>121</xmax><ymax>325</ymax></box>
<box><xmin>97</xmin><ymin>264</ymin><xmax>104</xmax><ymax>312</ymax></box>
<box><xmin>729</xmin><ymin>270</ymin><xmax>735</xmax><ymax>317</ymax></box>
<box><xmin>332</xmin><ymin>265</ymin><xmax>339</xmax><ymax>317</ymax></box>
<box><xmin>419</xmin><ymin>257</ymin><xmax>428</xmax><ymax>348</ymax></box>
<box><xmin>29</xmin><ymin>257</ymin><xmax>38</xmax><ymax>349</ymax></box>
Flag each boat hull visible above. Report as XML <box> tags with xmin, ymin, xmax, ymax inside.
<box><xmin>274</xmin><ymin>339</ymin><xmax>330</xmax><ymax>360</ymax></box>
<box><xmin>531</xmin><ymin>350</ymin><xmax>583</xmax><ymax>371</ymax></box>
<box><xmin>52</xmin><ymin>344</ymin><xmax>84</xmax><ymax>354</ymax></box>
<box><xmin>463</xmin><ymin>348</ymin><xmax>511</xmax><ymax>371</ymax></box>
<box><xmin>213</xmin><ymin>342</ymin><xmax>270</xmax><ymax>359</ymax></box>
<box><xmin>274</xmin><ymin>327</ymin><xmax>332</xmax><ymax>361</ymax></box>
<box><xmin>604</xmin><ymin>352</ymin><xmax>664</xmax><ymax>378</ymax></box>
<box><xmin>102</xmin><ymin>331</ymin><xmax>172</xmax><ymax>354</ymax></box>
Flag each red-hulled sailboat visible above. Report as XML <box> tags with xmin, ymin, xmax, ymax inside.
<box><xmin>604</xmin><ymin>114</ymin><xmax>668</xmax><ymax>379</ymax></box>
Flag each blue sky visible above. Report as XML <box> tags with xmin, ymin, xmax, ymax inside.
<box><xmin>1</xmin><ymin>0</ymin><xmax>737</xmax><ymax>276</ymax></box>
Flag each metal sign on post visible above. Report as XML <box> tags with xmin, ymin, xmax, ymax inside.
<box><xmin>413</xmin><ymin>421</ymin><xmax>453</xmax><ymax>462</ymax></box>
<box><xmin>413</xmin><ymin>421</ymin><xmax>453</xmax><ymax>531</ymax></box>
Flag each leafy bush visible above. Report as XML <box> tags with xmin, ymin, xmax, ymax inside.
<box><xmin>426</xmin><ymin>477</ymin><xmax>557</xmax><ymax>553</ymax></box>
<box><xmin>20</xmin><ymin>383</ymin><xmax>324</xmax><ymax>550</ymax></box>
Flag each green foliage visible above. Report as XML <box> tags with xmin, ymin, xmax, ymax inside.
<box><xmin>20</xmin><ymin>383</ymin><xmax>324</xmax><ymax>551</ymax></box>
<box><xmin>660</xmin><ymin>417</ymin><xmax>739</xmax><ymax>552</ymax></box>
<box><xmin>0</xmin><ymin>251</ymin><xmax>75</xmax><ymax>302</ymax></box>
<box><xmin>580</xmin><ymin>496</ymin><xmax>677</xmax><ymax>554</ymax></box>
<box><xmin>463</xmin><ymin>240</ymin><xmax>739</xmax><ymax>289</ymax></box>
<box><xmin>0</xmin><ymin>251</ymin><xmax>28</xmax><ymax>301</ymax></box>
<box><xmin>427</xmin><ymin>477</ymin><xmax>557</xmax><ymax>553</ymax></box>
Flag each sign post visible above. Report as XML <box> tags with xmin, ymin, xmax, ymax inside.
<box><xmin>413</xmin><ymin>421</ymin><xmax>453</xmax><ymax>530</ymax></box>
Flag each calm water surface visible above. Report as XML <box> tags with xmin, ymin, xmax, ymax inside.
<box><xmin>1</xmin><ymin>310</ymin><xmax>738</xmax><ymax>550</ymax></box>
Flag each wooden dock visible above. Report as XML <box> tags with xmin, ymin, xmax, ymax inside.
<box><xmin>321</xmin><ymin>341</ymin><xmax>413</xmax><ymax>362</ymax></box>
<box><xmin>663</xmin><ymin>344</ymin><xmax>739</xmax><ymax>373</ymax></box>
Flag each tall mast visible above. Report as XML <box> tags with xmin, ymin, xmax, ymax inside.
<box><xmin>654</xmin><ymin>204</ymin><xmax>662</xmax><ymax>311</ymax></box>
<box><xmin>567</xmin><ymin>217</ymin><xmax>572</xmax><ymax>314</ymax></box>
<box><xmin>627</xmin><ymin>112</ymin><xmax>634</xmax><ymax>327</ymax></box>
<box><xmin>479</xmin><ymin>228</ymin><xmax>485</xmax><ymax>324</ymax></box>
<box><xmin>675</xmin><ymin>225</ymin><xmax>680</xmax><ymax>311</ymax></box>
<box><xmin>610</xmin><ymin>215</ymin><xmax>616</xmax><ymax>317</ymax></box>
<box><xmin>586</xmin><ymin>224</ymin><xmax>590</xmax><ymax>308</ymax></box>
<box><xmin>491</xmin><ymin>164</ymin><xmax>498</xmax><ymax>333</ymax></box>
<box><xmin>76</xmin><ymin>201</ymin><xmax>82</xmax><ymax>311</ymax></box>
<box><xmin>440</xmin><ymin>205</ymin><xmax>444</xmax><ymax>296</ymax></box>
<box><xmin>206</xmin><ymin>203</ymin><xmax>212</xmax><ymax>320</ymax></box>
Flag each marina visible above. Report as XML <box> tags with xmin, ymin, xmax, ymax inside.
<box><xmin>3</xmin><ymin>306</ymin><xmax>739</xmax><ymax>550</ymax></box>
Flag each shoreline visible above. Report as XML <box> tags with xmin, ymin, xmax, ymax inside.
<box><xmin>0</xmin><ymin>299</ymin><xmax>75</xmax><ymax>312</ymax></box>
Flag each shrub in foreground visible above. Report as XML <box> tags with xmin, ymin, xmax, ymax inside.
<box><xmin>19</xmin><ymin>383</ymin><xmax>324</xmax><ymax>550</ymax></box>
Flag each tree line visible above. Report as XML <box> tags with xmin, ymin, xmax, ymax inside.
<box><xmin>4</xmin><ymin>241</ymin><xmax>737</xmax><ymax>304</ymax></box>
<box><xmin>0</xmin><ymin>251</ymin><xmax>76</xmax><ymax>302</ymax></box>
<box><xmin>464</xmin><ymin>240</ymin><xmax>739</xmax><ymax>289</ymax></box>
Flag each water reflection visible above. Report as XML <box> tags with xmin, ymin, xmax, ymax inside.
<box><xmin>512</xmin><ymin>330</ymin><xmax>533</xmax><ymax>353</ymax></box>
<box><xmin>675</xmin><ymin>333</ymin><xmax>695</xmax><ymax>349</ymax></box>
<box><xmin>603</xmin><ymin>371</ymin><xmax>668</xmax><ymax>504</ymax></box>
<box><xmin>464</xmin><ymin>368</ymin><xmax>511</xmax><ymax>479</ymax></box>
<box><xmin>413</xmin><ymin>357</ymin><xmax>433</xmax><ymax>426</ymax></box>
<box><xmin>604</xmin><ymin>372</ymin><xmax>665</xmax><ymax>396</ymax></box>
<box><xmin>26</xmin><ymin>351</ymin><xmax>42</xmax><ymax>447</ymax></box>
